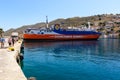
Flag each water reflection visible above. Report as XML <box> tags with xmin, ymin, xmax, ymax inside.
<box><xmin>24</xmin><ymin>39</ymin><xmax>120</xmax><ymax>60</ymax></box>
<box><xmin>24</xmin><ymin>40</ymin><xmax>98</xmax><ymax>48</ymax></box>
<box><xmin>24</xmin><ymin>40</ymin><xmax>98</xmax><ymax>55</ymax></box>
<box><xmin>23</xmin><ymin>39</ymin><xmax>120</xmax><ymax>80</ymax></box>
<box><xmin>24</xmin><ymin>39</ymin><xmax>120</xmax><ymax>55</ymax></box>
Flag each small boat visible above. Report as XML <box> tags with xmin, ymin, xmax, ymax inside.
<box><xmin>23</xmin><ymin>22</ymin><xmax>101</xmax><ymax>41</ymax></box>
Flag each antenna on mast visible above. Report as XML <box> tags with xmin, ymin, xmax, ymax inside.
<box><xmin>46</xmin><ymin>16</ymin><xmax>48</xmax><ymax>28</ymax></box>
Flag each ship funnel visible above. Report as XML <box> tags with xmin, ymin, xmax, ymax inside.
<box><xmin>88</xmin><ymin>22</ymin><xmax>91</xmax><ymax>29</ymax></box>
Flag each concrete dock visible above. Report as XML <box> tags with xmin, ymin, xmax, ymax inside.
<box><xmin>0</xmin><ymin>38</ymin><xmax>27</xmax><ymax>80</ymax></box>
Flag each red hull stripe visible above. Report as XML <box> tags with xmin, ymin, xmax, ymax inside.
<box><xmin>23</xmin><ymin>34</ymin><xmax>100</xmax><ymax>40</ymax></box>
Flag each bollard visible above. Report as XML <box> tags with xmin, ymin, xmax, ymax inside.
<box><xmin>8</xmin><ymin>47</ymin><xmax>15</xmax><ymax>51</ymax></box>
<box><xmin>28</xmin><ymin>77</ymin><xmax>36</xmax><ymax>80</ymax></box>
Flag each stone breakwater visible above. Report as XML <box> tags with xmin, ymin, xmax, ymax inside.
<box><xmin>0</xmin><ymin>38</ymin><xmax>27</xmax><ymax>80</ymax></box>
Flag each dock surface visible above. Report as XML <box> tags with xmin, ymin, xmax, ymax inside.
<box><xmin>0</xmin><ymin>38</ymin><xmax>27</xmax><ymax>80</ymax></box>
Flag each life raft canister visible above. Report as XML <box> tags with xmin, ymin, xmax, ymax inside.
<box><xmin>54</xmin><ymin>24</ymin><xmax>60</xmax><ymax>30</ymax></box>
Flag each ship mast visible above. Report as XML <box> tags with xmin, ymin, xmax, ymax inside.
<box><xmin>46</xmin><ymin>16</ymin><xmax>49</xmax><ymax>28</ymax></box>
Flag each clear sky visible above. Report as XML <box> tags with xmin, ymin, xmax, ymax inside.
<box><xmin>0</xmin><ymin>0</ymin><xmax>120</xmax><ymax>31</ymax></box>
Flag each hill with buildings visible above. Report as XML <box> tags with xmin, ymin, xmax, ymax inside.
<box><xmin>4</xmin><ymin>14</ymin><xmax>120</xmax><ymax>38</ymax></box>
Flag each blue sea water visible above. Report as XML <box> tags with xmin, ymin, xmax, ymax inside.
<box><xmin>22</xmin><ymin>39</ymin><xmax>120</xmax><ymax>80</ymax></box>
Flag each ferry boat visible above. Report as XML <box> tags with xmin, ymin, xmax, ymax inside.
<box><xmin>23</xmin><ymin>23</ymin><xmax>101</xmax><ymax>41</ymax></box>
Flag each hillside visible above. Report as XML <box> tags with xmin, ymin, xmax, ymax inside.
<box><xmin>4</xmin><ymin>14</ymin><xmax>120</xmax><ymax>36</ymax></box>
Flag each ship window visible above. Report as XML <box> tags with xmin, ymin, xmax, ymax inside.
<box><xmin>28</xmin><ymin>29</ymin><xmax>31</xmax><ymax>32</ymax></box>
<box><xmin>38</xmin><ymin>32</ymin><xmax>40</xmax><ymax>34</ymax></box>
<box><xmin>31</xmin><ymin>31</ymin><xmax>34</xmax><ymax>33</ymax></box>
<box><xmin>44</xmin><ymin>30</ymin><xmax>47</xmax><ymax>32</ymax></box>
<box><xmin>25</xmin><ymin>31</ymin><xmax>27</xmax><ymax>33</ymax></box>
<box><xmin>41</xmin><ymin>32</ymin><xmax>44</xmax><ymax>34</ymax></box>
